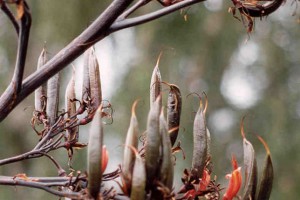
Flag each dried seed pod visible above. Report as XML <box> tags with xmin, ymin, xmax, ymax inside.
<box><xmin>206</xmin><ymin>128</ymin><xmax>211</xmax><ymax>156</ymax></box>
<box><xmin>130</xmin><ymin>148</ymin><xmax>146</xmax><ymax>200</ymax></box>
<box><xmin>82</xmin><ymin>49</ymin><xmax>91</xmax><ymax>102</ymax></box>
<box><xmin>34</xmin><ymin>48</ymin><xmax>47</xmax><ymax>112</ymax></box>
<box><xmin>159</xmin><ymin>108</ymin><xmax>174</xmax><ymax>190</ymax></box>
<box><xmin>150</xmin><ymin>53</ymin><xmax>162</xmax><ymax>108</ymax></box>
<box><xmin>88</xmin><ymin>47</ymin><xmax>102</xmax><ymax>111</ymax></box>
<box><xmin>122</xmin><ymin>100</ymin><xmax>140</xmax><ymax>192</ymax></box>
<box><xmin>87</xmin><ymin>106</ymin><xmax>103</xmax><ymax>199</ymax></box>
<box><xmin>166</xmin><ymin>83</ymin><xmax>182</xmax><ymax>147</ymax></box>
<box><xmin>191</xmin><ymin>99</ymin><xmax>208</xmax><ymax>181</ymax></box>
<box><xmin>65</xmin><ymin>67</ymin><xmax>78</xmax><ymax>141</ymax></box>
<box><xmin>46</xmin><ymin>72</ymin><xmax>60</xmax><ymax>126</ymax></box>
<box><xmin>145</xmin><ymin>96</ymin><xmax>161</xmax><ymax>183</ymax></box>
<box><xmin>256</xmin><ymin>135</ymin><xmax>274</xmax><ymax>200</ymax></box>
<box><xmin>241</xmin><ymin>118</ymin><xmax>258</xmax><ymax>200</ymax></box>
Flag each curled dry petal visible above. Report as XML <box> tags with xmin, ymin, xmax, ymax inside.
<box><xmin>223</xmin><ymin>156</ymin><xmax>242</xmax><ymax>200</ymax></box>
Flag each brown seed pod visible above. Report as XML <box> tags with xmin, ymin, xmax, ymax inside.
<box><xmin>122</xmin><ymin>100</ymin><xmax>140</xmax><ymax>193</ymax></box>
<box><xmin>65</xmin><ymin>67</ymin><xmax>78</xmax><ymax>142</ymax></box>
<box><xmin>82</xmin><ymin>49</ymin><xmax>91</xmax><ymax>102</ymax></box>
<box><xmin>87</xmin><ymin>105</ymin><xmax>103</xmax><ymax>199</ymax></box>
<box><xmin>150</xmin><ymin>53</ymin><xmax>162</xmax><ymax>108</ymax></box>
<box><xmin>34</xmin><ymin>48</ymin><xmax>47</xmax><ymax>113</ymax></box>
<box><xmin>256</xmin><ymin>135</ymin><xmax>274</xmax><ymax>200</ymax></box>
<box><xmin>166</xmin><ymin>83</ymin><xmax>182</xmax><ymax>147</ymax></box>
<box><xmin>191</xmin><ymin>96</ymin><xmax>208</xmax><ymax>182</ymax></box>
<box><xmin>241</xmin><ymin>118</ymin><xmax>258</xmax><ymax>200</ymax></box>
<box><xmin>159</xmin><ymin>108</ymin><xmax>174</xmax><ymax>190</ymax></box>
<box><xmin>88</xmin><ymin>47</ymin><xmax>102</xmax><ymax>111</ymax></box>
<box><xmin>145</xmin><ymin>96</ymin><xmax>161</xmax><ymax>184</ymax></box>
<box><xmin>46</xmin><ymin>72</ymin><xmax>60</xmax><ymax>126</ymax></box>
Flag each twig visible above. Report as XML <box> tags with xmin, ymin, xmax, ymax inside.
<box><xmin>0</xmin><ymin>176</ymin><xmax>83</xmax><ymax>198</ymax></box>
<box><xmin>11</xmin><ymin>0</ymin><xmax>31</xmax><ymax>94</ymax></box>
<box><xmin>110</xmin><ymin>0</ymin><xmax>204</xmax><ymax>32</ymax></box>
<box><xmin>0</xmin><ymin>1</ymin><xmax>20</xmax><ymax>34</ymax></box>
<box><xmin>118</xmin><ymin>0</ymin><xmax>152</xmax><ymax>20</ymax></box>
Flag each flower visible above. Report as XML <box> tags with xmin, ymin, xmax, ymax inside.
<box><xmin>102</xmin><ymin>145</ymin><xmax>109</xmax><ymax>173</ymax></box>
<box><xmin>222</xmin><ymin>155</ymin><xmax>242</xmax><ymax>200</ymax></box>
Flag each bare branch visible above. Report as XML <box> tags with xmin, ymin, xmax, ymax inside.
<box><xmin>0</xmin><ymin>0</ymin><xmax>134</xmax><ymax>122</ymax></box>
<box><xmin>118</xmin><ymin>0</ymin><xmax>151</xmax><ymax>20</ymax></box>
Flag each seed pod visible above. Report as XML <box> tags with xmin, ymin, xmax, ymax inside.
<box><xmin>88</xmin><ymin>47</ymin><xmax>102</xmax><ymax>111</ymax></box>
<box><xmin>82</xmin><ymin>49</ymin><xmax>91</xmax><ymax>102</ymax></box>
<box><xmin>256</xmin><ymin>135</ymin><xmax>274</xmax><ymax>200</ymax></box>
<box><xmin>87</xmin><ymin>106</ymin><xmax>103</xmax><ymax>199</ymax></box>
<box><xmin>65</xmin><ymin>67</ymin><xmax>78</xmax><ymax>142</ymax></box>
<box><xmin>46</xmin><ymin>72</ymin><xmax>60</xmax><ymax>126</ymax></box>
<box><xmin>34</xmin><ymin>48</ymin><xmax>47</xmax><ymax>112</ymax></box>
<box><xmin>145</xmin><ymin>96</ymin><xmax>161</xmax><ymax>183</ymax></box>
<box><xmin>206</xmin><ymin>128</ymin><xmax>211</xmax><ymax>156</ymax></box>
<box><xmin>159</xmin><ymin>108</ymin><xmax>174</xmax><ymax>190</ymax></box>
<box><xmin>130</xmin><ymin>148</ymin><xmax>146</xmax><ymax>200</ymax></box>
<box><xmin>166</xmin><ymin>83</ymin><xmax>182</xmax><ymax>147</ymax></box>
<box><xmin>122</xmin><ymin>101</ymin><xmax>140</xmax><ymax>192</ymax></box>
<box><xmin>150</xmin><ymin>53</ymin><xmax>162</xmax><ymax>108</ymax></box>
<box><xmin>241</xmin><ymin>118</ymin><xmax>257</xmax><ymax>200</ymax></box>
<box><xmin>191</xmin><ymin>99</ymin><xmax>208</xmax><ymax>181</ymax></box>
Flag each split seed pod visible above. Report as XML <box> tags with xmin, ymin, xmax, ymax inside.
<box><xmin>159</xmin><ymin>108</ymin><xmax>174</xmax><ymax>190</ymax></box>
<box><xmin>65</xmin><ymin>67</ymin><xmax>78</xmax><ymax>142</ymax></box>
<box><xmin>87</xmin><ymin>106</ymin><xmax>103</xmax><ymax>199</ymax></box>
<box><xmin>88</xmin><ymin>47</ymin><xmax>102</xmax><ymax>111</ymax></box>
<box><xmin>256</xmin><ymin>135</ymin><xmax>274</xmax><ymax>200</ymax></box>
<box><xmin>130</xmin><ymin>148</ymin><xmax>146</xmax><ymax>200</ymax></box>
<box><xmin>46</xmin><ymin>71</ymin><xmax>60</xmax><ymax>126</ymax></box>
<box><xmin>241</xmin><ymin>118</ymin><xmax>258</xmax><ymax>200</ymax></box>
<box><xmin>191</xmin><ymin>98</ymin><xmax>208</xmax><ymax>181</ymax></box>
<box><xmin>145</xmin><ymin>96</ymin><xmax>161</xmax><ymax>184</ymax></box>
<box><xmin>122</xmin><ymin>101</ymin><xmax>140</xmax><ymax>192</ymax></box>
<box><xmin>166</xmin><ymin>83</ymin><xmax>182</xmax><ymax>146</ymax></box>
<box><xmin>34</xmin><ymin>48</ymin><xmax>47</xmax><ymax>113</ymax></box>
<box><xmin>150</xmin><ymin>53</ymin><xmax>162</xmax><ymax>108</ymax></box>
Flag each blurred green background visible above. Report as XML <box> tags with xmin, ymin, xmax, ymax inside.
<box><xmin>0</xmin><ymin>0</ymin><xmax>299</xmax><ymax>199</ymax></box>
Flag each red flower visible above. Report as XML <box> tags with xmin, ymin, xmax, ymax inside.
<box><xmin>102</xmin><ymin>145</ymin><xmax>109</xmax><ymax>173</ymax></box>
<box><xmin>222</xmin><ymin>155</ymin><xmax>242</xmax><ymax>200</ymax></box>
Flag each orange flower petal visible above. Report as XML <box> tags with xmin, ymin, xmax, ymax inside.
<box><xmin>102</xmin><ymin>145</ymin><xmax>109</xmax><ymax>173</ymax></box>
<box><xmin>199</xmin><ymin>169</ymin><xmax>211</xmax><ymax>191</ymax></box>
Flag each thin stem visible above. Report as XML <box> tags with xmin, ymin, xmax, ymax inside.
<box><xmin>118</xmin><ymin>0</ymin><xmax>152</xmax><ymax>20</ymax></box>
<box><xmin>0</xmin><ymin>2</ymin><xmax>20</xmax><ymax>34</ymax></box>
<box><xmin>0</xmin><ymin>176</ymin><xmax>82</xmax><ymax>198</ymax></box>
<box><xmin>110</xmin><ymin>0</ymin><xmax>204</xmax><ymax>33</ymax></box>
<box><xmin>11</xmin><ymin>1</ymin><xmax>31</xmax><ymax>93</ymax></box>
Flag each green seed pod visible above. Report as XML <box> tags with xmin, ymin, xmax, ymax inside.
<box><xmin>88</xmin><ymin>47</ymin><xmax>102</xmax><ymax>111</ymax></box>
<box><xmin>191</xmin><ymin>100</ymin><xmax>207</xmax><ymax>181</ymax></box>
<box><xmin>46</xmin><ymin>72</ymin><xmax>60</xmax><ymax>126</ymax></box>
<box><xmin>65</xmin><ymin>67</ymin><xmax>78</xmax><ymax>141</ymax></box>
<box><xmin>122</xmin><ymin>101</ymin><xmax>140</xmax><ymax>192</ymax></box>
<box><xmin>159</xmin><ymin>108</ymin><xmax>174</xmax><ymax>190</ymax></box>
<box><xmin>241</xmin><ymin>119</ymin><xmax>258</xmax><ymax>200</ymax></box>
<box><xmin>87</xmin><ymin>106</ymin><xmax>103</xmax><ymax>199</ymax></box>
<box><xmin>34</xmin><ymin>48</ymin><xmax>47</xmax><ymax>112</ymax></box>
<box><xmin>166</xmin><ymin>84</ymin><xmax>182</xmax><ymax>146</ymax></box>
<box><xmin>130</xmin><ymin>149</ymin><xmax>146</xmax><ymax>200</ymax></box>
<box><xmin>145</xmin><ymin>96</ymin><xmax>161</xmax><ymax>184</ymax></box>
<box><xmin>256</xmin><ymin>135</ymin><xmax>274</xmax><ymax>200</ymax></box>
<box><xmin>150</xmin><ymin>53</ymin><xmax>162</xmax><ymax>108</ymax></box>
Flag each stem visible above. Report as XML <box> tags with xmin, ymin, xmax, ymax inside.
<box><xmin>0</xmin><ymin>2</ymin><xmax>20</xmax><ymax>34</ymax></box>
